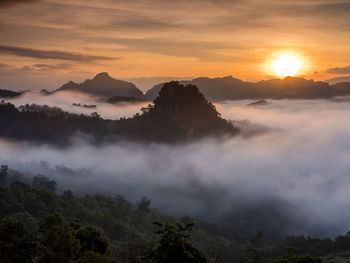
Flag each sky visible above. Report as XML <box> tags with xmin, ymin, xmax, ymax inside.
<box><xmin>1</xmin><ymin>0</ymin><xmax>350</xmax><ymax>91</ymax></box>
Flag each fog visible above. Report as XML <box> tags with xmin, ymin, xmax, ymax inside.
<box><xmin>8</xmin><ymin>90</ymin><xmax>150</xmax><ymax>119</ymax></box>
<box><xmin>2</xmin><ymin>98</ymin><xmax>350</xmax><ymax>237</ymax></box>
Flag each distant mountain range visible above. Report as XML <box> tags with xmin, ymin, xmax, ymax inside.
<box><xmin>0</xmin><ymin>82</ymin><xmax>237</xmax><ymax>144</ymax></box>
<box><xmin>326</xmin><ymin>76</ymin><xmax>350</xmax><ymax>85</ymax></box>
<box><xmin>145</xmin><ymin>76</ymin><xmax>350</xmax><ymax>101</ymax></box>
<box><xmin>4</xmin><ymin>72</ymin><xmax>350</xmax><ymax>102</ymax></box>
<box><xmin>54</xmin><ymin>72</ymin><xmax>144</xmax><ymax>99</ymax></box>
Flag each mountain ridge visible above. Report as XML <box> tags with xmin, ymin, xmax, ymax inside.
<box><xmin>145</xmin><ymin>76</ymin><xmax>350</xmax><ymax>101</ymax></box>
<box><xmin>0</xmin><ymin>81</ymin><xmax>238</xmax><ymax>144</ymax></box>
<box><xmin>54</xmin><ymin>72</ymin><xmax>144</xmax><ymax>99</ymax></box>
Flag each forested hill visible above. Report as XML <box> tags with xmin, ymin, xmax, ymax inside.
<box><xmin>0</xmin><ymin>82</ymin><xmax>238</xmax><ymax>145</ymax></box>
<box><xmin>0</xmin><ymin>89</ymin><xmax>22</xmax><ymax>99</ymax></box>
<box><xmin>1</xmin><ymin>166</ymin><xmax>350</xmax><ymax>263</ymax></box>
<box><xmin>117</xmin><ymin>82</ymin><xmax>238</xmax><ymax>142</ymax></box>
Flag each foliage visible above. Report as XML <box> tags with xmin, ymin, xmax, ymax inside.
<box><xmin>1</xmin><ymin>172</ymin><xmax>350</xmax><ymax>262</ymax></box>
<box><xmin>32</xmin><ymin>175</ymin><xmax>57</xmax><ymax>192</ymax></box>
<box><xmin>141</xmin><ymin>221</ymin><xmax>211</xmax><ymax>263</ymax></box>
<box><xmin>0</xmin><ymin>165</ymin><xmax>8</xmax><ymax>183</ymax></box>
<box><xmin>0</xmin><ymin>82</ymin><xmax>238</xmax><ymax>145</ymax></box>
<box><xmin>272</xmin><ymin>247</ymin><xmax>322</xmax><ymax>263</ymax></box>
<box><xmin>0</xmin><ymin>89</ymin><xmax>22</xmax><ymax>99</ymax></box>
<box><xmin>137</xmin><ymin>197</ymin><xmax>152</xmax><ymax>214</ymax></box>
<box><xmin>0</xmin><ymin>217</ymin><xmax>39</xmax><ymax>263</ymax></box>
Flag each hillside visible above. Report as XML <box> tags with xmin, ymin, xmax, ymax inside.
<box><xmin>0</xmin><ymin>82</ymin><xmax>238</xmax><ymax>144</ymax></box>
<box><xmin>145</xmin><ymin>76</ymin><xmax>349</xmax><ymax>101</ymax></box>
<box><xmin>55</xmin><ymin>72</ymin><xmax>144</xmax><ymax>99</ymax></box>
<box><xmin>0</xmin><ymin>89</ymin><xmax>22</xmax><ymax>99</ymax></box>
<box><xmin>1</xmin><ymin>168</ymin><xmax>350</xmax><ymax>263</ymax></box>
<box><xmin>120</xmin><ymin>81</ymin><xmax>238</xmax><ymax>142</ymax></box>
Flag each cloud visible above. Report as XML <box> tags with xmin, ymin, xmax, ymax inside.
<box><xmin>0</xmin><ymin>62</ymin><xmax>94</xmax><ymax>92</ymax></box>
<box><xmin>0</xmin><ymin>45</ymin><xmax>116</xmax><ymax>62</ymax></box>
<box><xmin>326</xmin><ymin>66</ymin><xmax>350</xmax><ymax>74</ymax></box>
<box><xmin>30</xmin><ymin>63</ymin><xmax>70</xmax><ymax>71</ymax></box>
<box><xmin>0</xmin><ymin>63</ymin><xmax>15</xmax><ymax>70</ymax></box>
<box><xmin>0</xmin><ymin>62</ymin><xmax>70</xmax><ymax>73</ymax></box>
<box><xmin>8</xmin><ymin>90</ymin><xmax>149</xmax><ymax>119</ymax></box>
<box><xmin>0</xmin><ymin>0</ymin><xmax>40</xmax><ymax>8</ymax></box>
<box><xmin>2</xmin><ymin>98</ymin><xmax>350</xmax><ymax>237</ymax></box>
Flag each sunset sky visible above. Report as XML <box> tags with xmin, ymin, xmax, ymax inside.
<box><xmin>1</xmin><ymin>0</ymin><xmax>350</xmax><ymax>91</ymax></box>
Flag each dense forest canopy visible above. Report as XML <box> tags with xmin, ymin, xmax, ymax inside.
<box><xmin>0</xmin><ymin>89</ymin><xmax>22</xmax><ymax>99</ymax></box>
<box><xmin>1</xmin><ymin>166</ymin><xmax>350</xmax><ymax>262</ymax></box>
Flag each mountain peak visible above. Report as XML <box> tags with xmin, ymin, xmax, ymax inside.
<box><xmin>55</xmin><ymin>73</ymin><xmax>144</xmax><ymax>98</ymax></box>
<box><xmin>135</xmin><ymin>81</ymin><xmax>238</xmax><ymax>141</ymax></box>
<box><xmin>93</xmin><ymin>72</ymin><xmax>112</xmax><ymax>80</ymax></box>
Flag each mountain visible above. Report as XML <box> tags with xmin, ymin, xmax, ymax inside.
<box><xmin>255</xmin><ymin>77</ymin><xmax>334</xmax><ymax>99</ymax></box>
<box><xmin>326</xmin><ymin>76</ymin><xmax>350</xmax><ymax>85</ymax></box>
<box><xmin>55</xmin><ymin>72</ymin><xmax>144</xmax><ymax>98</ymax></box>
<box><xmin>0</xmin><ymin>89</ymin><xmax>22</xmax><ymax>99</ymax></box>
<box><xmin>247</xmin><ymin>99</ymin><xmax>269</xmax><ymax>107</ymax></box>
<box><xmin>145</xmin><ymin>76</ymin><xmax>248</xmax><ymax>101</ymax></box>
<box><xmin>146</xmin><ymin>76</ymin><xmax>347</xmax><ymax>101</ymax></box>
<box><xmin>0</xmin><ymin>82</ymin><xmax>238</xmax><ymax>144</ymax></box>
<box><xmin>120</xmin><ymin>81</ymin><xmax>238</xmax><ymax>142</ymax></box>
<box><xmin>330</xmin><ymin>82</ymin><xmax>350</xmax><ymax>95</ymax></box>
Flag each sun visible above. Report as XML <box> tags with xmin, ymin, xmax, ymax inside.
<box><xmin>271</xmin><ymin>54</ymin><xmax>302</xmax><ymax>77</ymax></box>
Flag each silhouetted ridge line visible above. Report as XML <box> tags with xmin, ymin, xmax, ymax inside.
<box><xmin>119</xmin><ymin>81</ymin><xmax>238</xmax><ymax>142</ymax></box>
<box><xmin>145</xmin><ymin>76</ymin><xmax>350</xmax><ymax>101</ymax></box>
<box><xmin>0</xmin><ymin>89</ymin><xmax>22</xmax><ymax>99</ymax></box>
<box><xmin>55</xmin><ymin>72</ymin><xmax>144</xmax><ymax>99</ymax></box>
<box><xmin>0</xmin><ymin>82</ymin><xmax>238</xmax><ymax>145</ymax></box>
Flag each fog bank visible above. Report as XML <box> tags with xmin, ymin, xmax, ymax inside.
<box><xmin>8</xmin><ymin>90</ymin><xmax>149</xmax><ymax>119</ymax></box>
<box><xmin>2</xmin><ymin>99</ymin><xmax>350</xmax><ymax>237</ymax></box>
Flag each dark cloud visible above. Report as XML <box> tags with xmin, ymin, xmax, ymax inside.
<box><xmin>31</xmin><ymin>63</ymin><xmax>69</xmax><ymax>70</ymax></box>
<box><xmin>107</xmin><ymin>37</ymin><xmax>244</xmax><ymax>61</ymax></box>
<box><xmin>0</xmin><ymin>63</ymin><xmax>14</xmax><ymax>69</ymax></box>
<box><xmin>0</xmin><ymin>0</ymin><xmax>40</xmax><ymax>8</ymax></box>
<box><xmin>0</xmin><ymin>62</ymin><xmax>69</xmax><ymax>73</ymax></box>
<box><xmin>326</xmin><ymin>66</ymin><xmax>350</xmax><ymax>74</ymax></box>
<box><xmin>0</xmin><ymin>45</ymin><xmax>116</xmax><ymax>62</ymax></box>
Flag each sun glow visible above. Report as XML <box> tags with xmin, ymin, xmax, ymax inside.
<box><xmin>271</xmin><ymin>54</ymin><xmax>303</xmax><ymax>77</ymax></box>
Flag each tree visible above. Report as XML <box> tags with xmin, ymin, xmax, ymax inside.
<box><xmin>245</xmin><ymin>232</ymin><xmax>264</xmax><ymax>263</ymax></box>
<box><xmin>76</xmin><ymin>226</ymin><xmax>111</xmax><ymax>255</ymax></box>
<box><xmin>0</xmin><ymin>165</ymin><xmax>8</xmax><ymax>183</ymax></box>
<box><xmin>137</xmin><ymin>197</ymin><xmax>152</xmax><ymax>214</ymax></box>
<box><xmin>141</xmin><ymin>221</ymin><xmax>212</xmax><ymax>263</ymax></box>
<box><xmin>0</xmin><ymin>217</ymin><xmax>40</xmax><ymax>263</ymax></box>
<box><xmin>272</xmin><ymin>247</ymin><xmax>322</xmax><ymax>263</ymax></box>
<box><xmin>32</xmin><ymin>175</ymin><xmax>57</xmax><ymax>192</ymax></box>
<box><xmin>39</xmin><ymin>213</ymin><xmax>81</xmax><ymax>263</ymax></box>
<box><xmin>76</xmin><ymin>251</ymin><xmax>115</xmax><ymax>263</ymax></box>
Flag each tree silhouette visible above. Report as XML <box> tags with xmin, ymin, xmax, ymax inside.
<box><xmin>272</xmin><ymin>247</ymin><xmax>322</xmax><ymax>263</ymax></box>
<box><xmin>141</xmin><ymin>221</ymin><xmax>211</xmax><ymax>263</ymax></box>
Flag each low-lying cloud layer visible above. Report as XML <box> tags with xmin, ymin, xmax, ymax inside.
<box><xmin>2</xmin><ymin>98</ymin><xmax>350</xmax><ymax>237</ymax></box>
<box><xmin>8</xmin><ymin>90</ymin><xmax>149</xmax><ymax>119</ymax></box>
